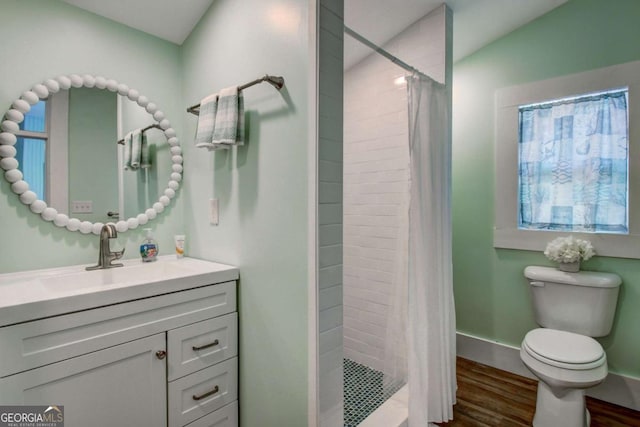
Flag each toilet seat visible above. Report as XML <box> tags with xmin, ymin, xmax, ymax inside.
<box><xmin>523</xmin><ymin>328</ymin><xmax>606</xmax><ymax>370</ymax></box>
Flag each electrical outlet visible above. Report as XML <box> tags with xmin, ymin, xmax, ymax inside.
<box><xmin>209</xmin><ymin>198</ymin><xmax>219</xmax><ymax>225</ymax></box>
<box><xmin>71</xmin><ymin>200</ymin><xmax>93</xmax><ymax>214</ymax></box>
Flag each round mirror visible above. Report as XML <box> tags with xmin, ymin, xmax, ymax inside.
<box><xmin>0</xmin><ymin>74</ymin><xmax>183</xmax><ymax>234</ymax></box>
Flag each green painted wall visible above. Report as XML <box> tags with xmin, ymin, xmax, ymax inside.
<box><xmin>0</xmin><ymin>0</ymin><xmax>184</xmax><ymax>271</ymax></box>
<box><xmin>180</xmin><ymin>0</ymin><xmax>310</xmax><ymax>425</ymax></box>
<box><xmin>452</xmin><ymin>0</ymin><xmax>640</xmax><ymax>377</ymax></box>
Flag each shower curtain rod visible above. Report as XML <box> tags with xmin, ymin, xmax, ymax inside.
<box><xmin>117</xmin><ymin>124</ymin><xmax>161</xmax><ymax>145</ymax></box>
<box><xmin>186</xmin><ymin>74</ymin><xmax>285</xmax><ymax>115</ymax></box>
<box><xmin>344</xmin><ymin>25</ymin><xmax>430</xmax><ymax>80</ymax></box>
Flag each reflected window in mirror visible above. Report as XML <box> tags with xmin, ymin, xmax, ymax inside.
<box><xmin>15</xmin><ymin>100</ymin><xmax>48</xmax><ymax>200</ymax></box>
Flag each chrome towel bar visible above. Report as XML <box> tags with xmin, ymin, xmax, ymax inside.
<box><xmin>186</xmin><ymin>74</ymin><xmax>285</xmax><ymax>115</ymax></box>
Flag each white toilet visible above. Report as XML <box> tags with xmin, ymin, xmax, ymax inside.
<box><xmin>521</xmin><ymin>266</ymin><xmax>621</xmax><ymax>427</ymax></box>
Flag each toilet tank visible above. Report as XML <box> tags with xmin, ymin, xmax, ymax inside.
<box><xmin>524</xmin><ymin>266</ymin><xmax>621</xmax><ymax>337</ymax></box>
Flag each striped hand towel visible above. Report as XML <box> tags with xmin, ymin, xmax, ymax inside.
<box><xmin>211</xmin><ymin>86</ymin><xmax>244</xmax><ymax>146</ymax></box>
<box><xmin>195</xmin><ymin>93</ymin><xmax>220</xmax><ymax>150</ymax></box>
<box><xmin>123</xmin><ymin>131</ymin><xmax>133</xmax><ymax>170</ymax></box>
<box><xmin>130</xmin><ymin>128</ymin><xmax>142</xmax><ymax>169</ymax></box>
<box><xmin>140</xmin><ymin>132</ymin><xmax>151</xmax><ymax>169</ymax></box>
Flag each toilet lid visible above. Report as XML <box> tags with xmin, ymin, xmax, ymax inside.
<box><xmin>524</xmin><ymin>328</ymin><xmax>604</xmax><ymax>365</ymax></box>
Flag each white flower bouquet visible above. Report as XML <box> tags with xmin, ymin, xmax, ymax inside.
<box><xmin>544</xmin><ymin>236</ymin><xmax>595</xmax><ymax>264</ymax></box>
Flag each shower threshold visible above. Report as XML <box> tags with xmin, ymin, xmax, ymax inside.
<box><xmin>358</xmin><ymin>385</ymin><xmax>408</xmax><ymax>427</ymax></box>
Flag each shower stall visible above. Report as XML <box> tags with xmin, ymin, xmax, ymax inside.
<box><xmin>341</xmin><ymin>5</ymin><xmax>453</xmax><ymax>426</ymax></box>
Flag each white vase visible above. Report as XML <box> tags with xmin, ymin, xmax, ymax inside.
<box><xmin>558</xmin><ymin>261</ymin><xmax>580</xmax><ymax>273</ymax></box>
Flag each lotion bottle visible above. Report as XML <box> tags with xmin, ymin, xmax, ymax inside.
<box><xmin>174</xmin><ymin>235</ymin><xmax>185</xmax><ymax>259</ymax></box>
<box><xmin>140</xmin><ymin>228</ymin><xmax>159</xmax><ymax>262</ymax></box>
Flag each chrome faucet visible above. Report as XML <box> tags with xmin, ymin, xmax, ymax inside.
<box><xmin>86</xmin><ymin>224</ymin><xmax>125</xmax><ymax>271</ymax></box>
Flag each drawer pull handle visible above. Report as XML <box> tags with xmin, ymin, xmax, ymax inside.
<box><xmin>155</xmin><ymin>350</ymin><xmax>167</xmax><ymax>359</ymax></box>
<box><xmin>192</xmin><ymin>339</ymin><xmax>219</xmax><ymax>351</ymax></box>
<box><xmin>192</xmin><ymin>385</ymin><xmax>219</xmax><ymax>401</ymax></box>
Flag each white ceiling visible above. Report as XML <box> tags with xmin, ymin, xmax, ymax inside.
<box><xmin>61</xmin><ymin>0</ymin><xmax>215</xmax><ymax>45</ymax></box>
<box><xmin>61</xmin><ymin>0</ymin><xmax>568</xmax><ymax>66</ymax></box>
<box><xmin>344</xmin><ymin>0</ymin><xmax>568</xmax><ymax>69</ymax></box>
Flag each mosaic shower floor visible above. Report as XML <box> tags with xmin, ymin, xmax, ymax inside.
<box><xmin>343</xmin><ymin>359</ymin><xmax>403</xmax><ymax>427</ymax></box>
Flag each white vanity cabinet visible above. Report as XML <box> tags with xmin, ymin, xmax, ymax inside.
<box><xmin>0</xmin><ymin>258</ymin><xmax>239</xmax><ymax>427</ymax></box>
<box><xmin>0</xmin><ymin>334</ymin><xmax>168</xmax><ymax>426</ymax></box>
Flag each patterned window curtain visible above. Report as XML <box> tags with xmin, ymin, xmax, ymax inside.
<box><xmin>518</xmin><ymin>90</ymin><xmax>629</xmax><ymax>233</ymax></box>
<box><xmin>16</xmin><ymin>101</ymin><xmax>48</xmax><ymax>201</ymax></box>
<box><xmin>17</xmin><ymin>138</ymin><xmax>46</xmax><ymax>200</ymax></box>
<box><xmin>21</xmin><ymin>100</ymin><xmax>46</xmax><ymax>132</ymax></box>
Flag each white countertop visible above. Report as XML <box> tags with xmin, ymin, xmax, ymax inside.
<box><xmin>0</xmin><ymin>256</ymin><xmax>239</xmax><ymax>327</ymax></box>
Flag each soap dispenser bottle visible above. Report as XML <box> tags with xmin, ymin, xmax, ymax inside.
<box><xmin>140</xmin><ymin>228</ymin><xmax>159</xmax><ymax>262</ymax></box>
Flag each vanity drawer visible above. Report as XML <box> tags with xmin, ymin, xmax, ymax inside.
<box><xmin>168</xmin><ymin>357</ymin><xmax>238</xmax><ymax>427</ymax></box>
<box><xmin>0</xmin><ymin>281</ymin><xmax>236</xmax><ymax>377</ymax></box>
<box><xmin>184</xmin><ymin>401</ymin><xmax>238</xmax><ymax>427</ymax></box>
<box><xmin>168</xmin><ymin>313</ymin><xmax>238</xmax><ymax>381</ymax></box>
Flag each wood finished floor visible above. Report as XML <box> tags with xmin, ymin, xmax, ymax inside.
<box><xmin>436</xmin><ymin>357</ymin><xmax>640</xmax><ymax>427</ymax></box>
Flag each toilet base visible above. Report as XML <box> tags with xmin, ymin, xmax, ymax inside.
<box><xmin>532</xmin><ymin>381</ymin><xmax>590</xmax><ymax>427</ymax></box>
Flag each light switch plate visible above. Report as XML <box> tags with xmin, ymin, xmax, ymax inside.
<box><xmin>209</xmin><ymin>198</ymin><xmax>219</xmax><ymax>225</ymax></box>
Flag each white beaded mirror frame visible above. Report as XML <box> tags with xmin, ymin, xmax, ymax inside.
<box><xmin>0</xmin><ymin>74</ymin><xmax>183</xmax><ymax>234</ymax></box>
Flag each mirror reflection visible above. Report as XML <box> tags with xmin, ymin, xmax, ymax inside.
<box><xmin>15</xmin><ymin>87</ymin><xmax>167</xmax><ymax>223</ymax></box>
<box><xmin>1</xmin><ymin>74</ymin><xmax>183</xmax><ymax>234</ymax></box>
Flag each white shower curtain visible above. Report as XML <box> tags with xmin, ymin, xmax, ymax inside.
<box><xmin>407</xmin><ymin>73</ymin><xmax>456</xmax><ymax>424</ymax></box>
<box><xmin>383</xmin><ymin>73</ymin><xmax>456</xmax><ymax>425</ymax></box>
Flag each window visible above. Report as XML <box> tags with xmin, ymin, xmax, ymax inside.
<box><xmin>518</xmin><ymin>89</ymin><xmax>629</xmax><ymax>234</ymax></box>
<box><xmin>494</xmin><ymin>60</ymin><xmax>640</xmax><ymax>259</ymax></box>
<box><xmin>11</xmin><ymin>92</ymin><xmax>69</xmax><ymax>211</ymax></box>
<box><xmin>15</xmin><ymin>100</ymin><xmax>48</xmax><ymax>200</ymax></box>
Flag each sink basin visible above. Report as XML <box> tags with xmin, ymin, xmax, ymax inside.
<box><xmin>36</xmin><ymin>260</ymin><xmax>197</xmax><ymax>290</ymax></box>
<box><xmin>0</xmin><ymin>256</ymin><xmax>238</xmax><ymax>327</ymax></box>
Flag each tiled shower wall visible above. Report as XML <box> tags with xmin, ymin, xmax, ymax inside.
<box><xmin>318</xmin><ymin>0</ymin><xmax>345</xmax><ymax>426</ymax></box>
<box><xmin>343</xmin><ymin>6</ymin><xmax>450</xmax><ymax>371</ymax></box>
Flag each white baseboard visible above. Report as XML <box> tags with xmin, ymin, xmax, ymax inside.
<box><xmin>456</xmin><ymin>332</ymin><xmax>640</xmax><ymax>411</ymax></box>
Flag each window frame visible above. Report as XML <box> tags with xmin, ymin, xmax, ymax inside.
<box><xmin>494</xmin><ymin>60</ymin><xmax>640</xmax><ymax>259</ymax></box>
